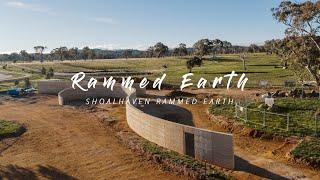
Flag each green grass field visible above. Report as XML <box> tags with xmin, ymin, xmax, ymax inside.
<box><xmin>209</xmin><ymin>98</ymin><xmax>320</xmax><ymax>137</ymax></box>
<box><xmin>11</xmin><ymin>53</ymin><xmax>313</xmax><ymax>87</ymax></box>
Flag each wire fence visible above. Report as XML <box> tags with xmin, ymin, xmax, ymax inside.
<box><xmin>234</xmin><ymin>103</ymin><xmax>319</xmax><ymax>137</ymax></box>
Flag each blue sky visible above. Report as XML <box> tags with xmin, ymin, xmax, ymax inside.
<box><xmin>0</xmin><ymin>0</ymin><xmax>286</xmax><ymax>53</ymax></box>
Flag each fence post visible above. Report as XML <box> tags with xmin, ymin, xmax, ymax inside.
<box><xmin>263</xmin><ymin>110</ymin><xmax>266</xmax><ymax>127</ymax></box>
<box><xmin>245</xmin><ymin>106</ymin><xmax>248</xmax><ymax>123</ymax></box>
<box><xmin>315</xmin><ymin>114</ymin><xmax>318</xmax><ymax>136</ymax></box>
<box><xmin>235</xmin><ymin>103</ymin><xmax>237</xmax><ymax>118</ymax></box>
<box><xmin>286</xmin><ymin>113</ymin><xmax>290</xmax><ymax>131</ymax></box>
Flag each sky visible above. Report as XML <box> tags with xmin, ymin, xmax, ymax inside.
<box><xmin>0</xmin><ymin>0</ymin><xmax>287</xmax><ymax>53</ymax></box>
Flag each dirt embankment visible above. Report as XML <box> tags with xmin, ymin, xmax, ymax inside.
<box><xmin>0</xmin><ymin>96</ymin><xmax>184</xmax><ymax>179</ymax></box>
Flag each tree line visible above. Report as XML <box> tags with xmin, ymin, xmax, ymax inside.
<box><xmin>0</xmin><ymin>41</ymin><xmax>265</xmax><ymax>63</ymax></box>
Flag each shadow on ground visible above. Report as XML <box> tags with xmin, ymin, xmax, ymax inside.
<box><xmin>235</xmin><ymin>156</ymin><xmax>289</xmax><ymax>180</ymax></box>
<box><xmin>0</xmin><ymin>165</ymin><xmax>77</xmax><ymax>180</ymax></box>
<box><xmin>202</xmin><ymin>71</ymin><xmax>268</xmax><ymax>75</ymax></box>
<box><xmin>205</xmin><ymin>57</ymin><xmax>240</xmax><ymax>62</ymax></box>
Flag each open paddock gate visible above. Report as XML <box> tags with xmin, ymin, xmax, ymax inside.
<box><xmin>235</xmin><ymin>103</ymin><xmax>319</xmax><ymax>137</ymax></box>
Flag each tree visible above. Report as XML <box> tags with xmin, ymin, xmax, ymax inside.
<box><xmin>193</xmin><ymin>39</ymin><xmax>211</xmax><ymax>58</ymax></box>
<box><xmin>239</xmin><ymin>53</ymin><xmax>247</xmax><ymax>71</ymax></box>
<box><xmin>68</xmin><ymin>47</ymin><xmax>79</xmax><ymax>61</ymax></box>
<box><xmin>272</xmin><ymin>1</ymin><xmax>320</xmax><ymax>89</ymax></box>
<box><xmin>34</xmin><ymin>46</ymin><xmax>46</xmax><ymax>63</ymax></box>
<box><xmin>19</xmin><ymin>50</ymin><xmax>29</xmax><ymax>62</ymax></box>
<box><xmin>272</xmin><ymin>1</ymin><xmax>320</xmax><ymax>51</ymax></box>
<box><xmin>248</xmin><ymin>44</ymin><xmax>260</xmax><ymax>53</ymax></box>
<box><xmin>221</xmin><ymin>41</ymin><xmax>232</xmax><ymax>54</ymax></box>
<box><xmin>14</xmin><ymin>80</ymin><xmax>19</xmax><ymax>86</ymax></box>
<box><xmin>264</xmin><ymin>39</ymin><xmax>292</xmax><ymax>68</ymax></box>
<box><xmin>211</xmin><ymin>39</ymin><xmax>223</xmax><ymax>58</ymax></box>
<box><xmin>288</xmin><ymin>36</ymin><xmax>320</xmax><ymax>85</ymax></box>
<box><xmin>146</xmin><ymin>46</ymin><xmax>154</xmax><ymax>58</ymax></box>
<box><xmin>172</xmin><ymin>47</ymin><xmax>179</xmax><ymax>56</ymax></box>
<box><xmin>123</xmin><ymin>49</ymin><xmax>133</xmax><ymax>59</ymax></box>
<box><xmin>88</xmin><ymin>49</ymin><xmax>96</xmax><ymax>60</ymax></box>
<box><xmin>264</xmin><ymin>40</ymin><xmax>276</xmax><ymax>55</ymax></box>
<box><xmin>41</xmin><ymin>67</ymin><xmax>46</xmax><ymax>75</ymax></box>
<box><xmin>153</xmin><ymin>42</ymin><xmax>169</xmax><ymax>58</ymax></box>
<box><xmin>177</xmin><ymin>43</ymin><xmax>188</xmax><ymax>56</ymax></box>
<box><xmin>51</xmin><ymin>47</ymin><xmax>68</xmax><ymax>61</ymax></box>
<box><xmin>186</xmin><ymin>56</ymin><xmax>203</xmax><ymax>73</ymax></box>
<box><xmin>9</xmin><ymin>53</ymin><xmax>19</xmax><ymax>63</ymax></box>
<box><xmin>46</xmin><ymin>67</ymin><xmax>54</xmax><ymax>79</ymax></box>
<box><xmin>82</xmin><ymin>46</ymin><xmax>91</xmax><ymax>60</ymax></box>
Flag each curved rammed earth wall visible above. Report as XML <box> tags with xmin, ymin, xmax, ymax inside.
<box><xmin>38</xmin><ymin>80</ymin><xmax>234</xmax><ymax>169</ymax></box>
<box><xmin>38</xmin><ymin>80</ymin><xmax>73</xmax><ymax>95</ymax></box>
<box><xmin>125</xmin><ymin>92</ymin><xmax>234</xmax><ymax>169</ymax></box>
<box><xmin>58</xmin><ymin>85</ymin><xmax>127</xmax><ymax>105</ymax></box>
<box><xmin>38</xmin><ymin>80</ymin><xmax>146</xmax><ymax>96</ymax></box>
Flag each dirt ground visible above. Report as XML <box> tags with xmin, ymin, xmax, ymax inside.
<box><xmin>144</xmin><ymin>89</ymin><xmax>320</xmax><ymax>179</ymax></box>
<box><xmin>179</xmin><ymin>103</ymin><xmax>320</xmax><ymax>180</ymax></box>
<box><xmin>1</xmin><ymin>89</ymin><xmax>320</xmax><ymax>179</ymax></box>
<box><xmin>176</xmin><ymin>89</ymin><xmax>320</xmax><ymax>180</ymax></box>
<box><xmin>0</xmin><ymin>73</ymin><xmax>11</xmax><ymax>81</ymax></box>
<box><xmin>95</xmin><ymin>88</ymin><xmax>320</xmax><ymax>179</ymax></box>
<box><xmin>0</xmin><ymin>95</ymin><xmax>184</xmax><ymax>180</ymax></box>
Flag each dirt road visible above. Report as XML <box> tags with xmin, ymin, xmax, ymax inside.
<box><xmin>180</xmin><ymin>103</ymin><xmax>320</xmax><ymax>180</ymax></box>
<box><xmin>0</xmin><ymin>73</ymin><xmax>11</xmax><ymax>81</ymax></box>
<box><xmin>0</xmin><ymin>96</ymin><xmax>183</xmax><ymax>179</ymax></box>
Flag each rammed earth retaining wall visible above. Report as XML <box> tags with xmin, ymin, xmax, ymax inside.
<box><xmin>37</xmin><ymin>80</ymin><xmax>146</xmax><ymax>96</ymax></box>
<box><xmin>126</xmin><ymin>91</ymin><xmax>234</xmax><ymax>169</ymax></box>
<box><xmin>38</xmin><ymin>80</ymin><xmax>234</xmax><ymax>169</ymax></box>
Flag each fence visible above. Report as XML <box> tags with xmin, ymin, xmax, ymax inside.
<box><xmin>234</xmin><ymin>103</ymin><xmax>319</xmax><ymax>137</ymax></box>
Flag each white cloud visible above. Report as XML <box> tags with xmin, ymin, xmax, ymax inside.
<box><xmin>88</xmin><ymin>17</ymin><xmax>116</xmax><ymax>24</ymax></box>
<box><xmin>4</xmin><ymin>1</ymin><xmax>54</xmax><ymax>15</ymax></box>
<box><xmin>6</xmin><ymin>1</ymin><xmax>25</xmax><ymax>8</ymax></box>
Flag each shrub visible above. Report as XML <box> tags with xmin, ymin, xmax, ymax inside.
<box><xmin>46</xmin><ymin>67</ymin><xmax>54</xmax><ymax>79</ymax></box>
<box><xmin>0</xmin><ymin>120</ymin><xmax>25</xmax><ymax>139</ymax></box>
<box><xmin>14</xmin><ymin>80</ymin><xmax>19</xmax><ymax>86</ymax></box>
<box><xmin>291</xmin><ymin>139</ymin><xmax>320</xmax><ymax>168</ymax></box>
<box><xmin>24</xmin><ymin>78</ymin><xmax>31</xmax><ymax>88</ymax></box>
<box><xmin>41</xmin><ymin>67</ymin><xmax>46</xmax><ymax>75</ymax></box>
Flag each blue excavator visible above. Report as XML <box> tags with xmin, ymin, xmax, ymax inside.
<box><xmin>7</xmin><ymin>87</ymin><xmax>36</xmax><ymax>97</ymax></box>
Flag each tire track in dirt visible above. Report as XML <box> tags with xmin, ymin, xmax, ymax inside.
<box><xmin>0</xmin><ymin>96</ymin><xmax>183</xmax><ymax>179</ymax></box>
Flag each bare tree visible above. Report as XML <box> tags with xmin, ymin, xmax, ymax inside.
<box><xmin>239</xmin><ymin>53</ymin><xmax>247</xmax><ymax>71</ymax></box>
